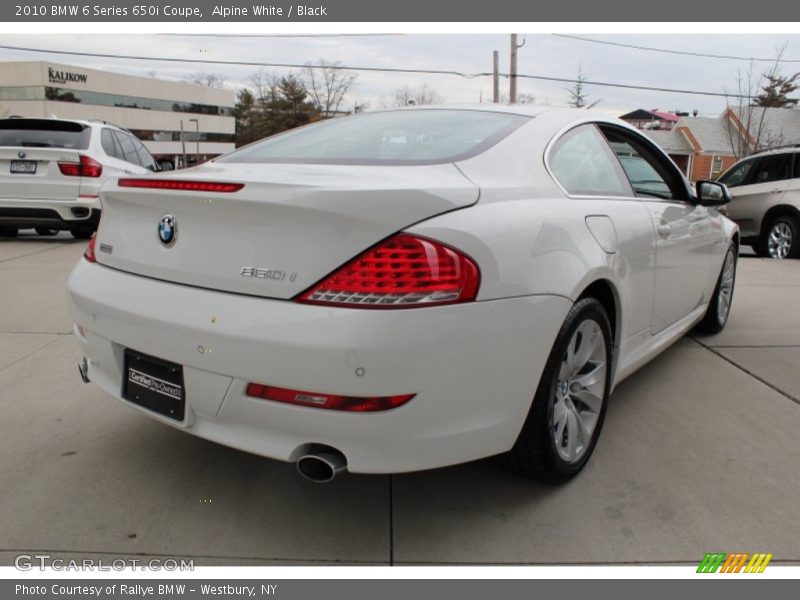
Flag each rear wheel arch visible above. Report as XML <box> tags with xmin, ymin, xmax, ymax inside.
<box><xmin>577</xmin><ymin>279</ymin><xmax>619</xmax><ymax>346</ymax></box>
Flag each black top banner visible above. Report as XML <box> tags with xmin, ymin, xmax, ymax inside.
<box><xmin>1</xmin><ymin>0</ymin><xmax>797</xmax><ymax>22</ymax></box>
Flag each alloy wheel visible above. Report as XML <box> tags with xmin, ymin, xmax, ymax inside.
<box><xmin>552</xmin><ymin>319</ymin><xmax>607</xmax><ymax>464</ymax></box>
<box><xmin>717</xmin><ymin>249</ymin><xmax>736</xmax><ymax>324</ymax></box>
<box><xmin>767</xmin><ymin>222</ymin><xmax>793</xmax><ymax>259</ymax></box>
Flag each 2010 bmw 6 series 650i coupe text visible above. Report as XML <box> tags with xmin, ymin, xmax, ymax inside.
<box><xmin>66</xmin><ymin>106</ymin><xmax>738</xmax><ymax>483</ymax></box>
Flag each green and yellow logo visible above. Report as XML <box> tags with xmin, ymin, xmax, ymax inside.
<box><xmin>697</xmin><ymin>552</ymin><xmax>773</xmax><ymax>574</ymax></box>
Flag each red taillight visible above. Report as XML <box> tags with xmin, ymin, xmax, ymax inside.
<box><xmin>297</xmin><ymin>234</ymin><xmax>480</xmax><ymax>308</ymax></box>
<box><xmin>58</xmin><ymin>155</ymin><xmax>102</xmax><ymax>178</ymax></box>
<box><xmin>246</xmin><ymin>383</ymin><xmax>414</xmax><ymax>412</ymax></box>
<box><xmin>118</xmin><ymin>179</ymin><xmax>244</xmax><ymax>193</ymax></box>
<box><xmin>83</xmin><ymin>235</ymin><xmax>97</xmax><ymax>263</ymax></box>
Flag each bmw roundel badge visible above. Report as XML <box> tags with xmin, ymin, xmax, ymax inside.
<box><xmin>18</xmin><ymin>150</ymin><xmax>26</xmax><ymax>159</ymax></box>
<box><xmin>158</xmin><ymin>214</ymin><xmax>178</xmax><ymax>247</ymax></box>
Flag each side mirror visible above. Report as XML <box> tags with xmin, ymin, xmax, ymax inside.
<box><xmin>695</xmin><ymin>180</ymin><xmax>731</xmax><ymax>207</ymax></box>
<box><xmin>157</xmin><ymin>161</ymin><xmax>174</xmax><ymax>172</ymax></box>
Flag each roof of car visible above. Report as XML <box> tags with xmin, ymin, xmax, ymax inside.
<box><xmin>749</xmin><ymin>145</ymin><xmax>800</xmax><ymax>157</ymax></box>
<box><xmin>0</xmin><ymin>116</ymin><xmax>128</xmax><ymax>132</ymax></box>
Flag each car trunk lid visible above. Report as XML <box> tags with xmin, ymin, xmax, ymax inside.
<box><xmin>95</xmin><ymin>162</ymin><xmax>479</xmax><ymax>299</ymax></box>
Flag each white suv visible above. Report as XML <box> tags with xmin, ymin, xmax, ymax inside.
<box><xmin>0</xmin><ymin>117</ymin><xmax>164</xmax><ymax>239</ymax></box>
<box><xmin>718</xmin><ymin>147</ymin><xmax>800</xmax><ymax>259</ymax></box>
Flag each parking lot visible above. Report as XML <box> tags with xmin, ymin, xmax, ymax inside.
<box><xmin>1</xmin><ymin>232</ymin><xmax>799</xmax><ymax>567</ymax></box>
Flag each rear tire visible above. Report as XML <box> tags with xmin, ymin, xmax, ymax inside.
<box><xmin>752</xmin><ymin>243</ymin><xmax>770</xmax><ymax>258</ymax></box>
<box><xmin>35</xmin><ymin>227</ymin><xmax>57</xmax><ymax>236</ymax></box>
<box><xmin>503</xmin><ymin>297</ymin><xmax>613</xmax><ymax>483</ymax></box>
<box><xmin>70</xmin><ymin>225</ymin><xmax>95</xmax><ymax>240</ymax></box>
<box><xmin>0</xmin><ymin>226</ymin><xmax>19</xmax><ymax>238</ymax></box>
<box><xmin>759</xmin><ymin>215</ymin><xmax>799</xmax><ymax>259</ymax></box>
<box><xmin>697</xmin><ymin>244</ymin><xmax>737</xmax><ymax>334</ymax></box>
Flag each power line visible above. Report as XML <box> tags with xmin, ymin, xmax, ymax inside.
<box><xmin>0</xmin><ymin>43</ymin><xmax>755</xmax><ymax>99</ymax></box>
<box><xmin>159</xmin><ymin>33</ymin><xmax>406</xmax><ymax>38</ymax></box>
<box><xmin>513</xmin><ymin>72</ymin><xmax>751</xmax><ymax>98</ymax></box>
<box><xmin>552</xmin><ymin>34</ymin><xmax>800</xmax><ymax>63</ymax></box>
<box><xmin>0</xmin><ymin>43</ymin><xmax>484</xmax><ymax>78</ymax></box>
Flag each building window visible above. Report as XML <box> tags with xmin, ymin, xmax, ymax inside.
<box><xmin>711</xmin><ymin>156</ymin><xmax>724</xmax><ymax>177</ymax></box>
<box><xmin>0</xmin><ymin>85</ymin><xmax>233</xmax><ymax>117</ymax></box>
<box><xmin>127</xmin><ymin>129</ymin><xmax>235</xmax><ymax>144</ymax></box>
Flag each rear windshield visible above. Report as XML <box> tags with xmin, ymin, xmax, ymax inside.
<box><xmin>0</xmin><ymin>119</ymin><xmax>91</xmax><ymax>149</ymax></box>
<box><xmin>219</xmin><ymin>109</ymin><xmax>529</xmax><ymax>165</ymax></box>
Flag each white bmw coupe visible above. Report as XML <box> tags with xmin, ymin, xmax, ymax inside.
<box><xmin>67</xmin><ymin>106</ymin><xmax>738</xmax><ymax>483</ymax></box>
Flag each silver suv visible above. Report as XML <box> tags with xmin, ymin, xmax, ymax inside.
<box><xmin>0</xmin><ymin>117</ymin><xmax>165</xmax><ymax>239</ymax></box>
<box><xmin>718</xmin><ymin>147</ymin><xmax>800</xmax><ymax>259</ymax></box>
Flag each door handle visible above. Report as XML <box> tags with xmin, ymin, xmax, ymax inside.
<box><xmin>771</xmin><ymin>188</ymin><xmax>783</xmax><ymax>194</ymax></box>
<box><xmin>657</xmin><ymin>224</ymin><xmax>671</xmax><ymax>238</ymax></box>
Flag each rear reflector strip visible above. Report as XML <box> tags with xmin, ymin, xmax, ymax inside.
<box><xmin>246</xmin><ymin>383</ymin><xmax>415</xmax><ymax>412</ymax></box>
<box><xmin>118</xmin><ymin>179</ymin><xmax>244</xmax><ymax>193</ymax></box>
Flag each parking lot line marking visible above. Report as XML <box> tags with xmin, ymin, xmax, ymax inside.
<box><xmin>699</xmin><ymin>344</ymin><xmax>800</xmax><ymax>349</ymax></box>
<box><xmin>691</xmin><ymin>336</ymin><xmax>800</xmax><ymax>407</ymax></box>
<box><xmin>0</xmin><ymin>336</ymin><xmax>63</xmax><ymax>375</ymax></box>
<box><xmin>0</xmin><ymin>243</ymin><xmax>71</xmax><ymax>266</ymax></box>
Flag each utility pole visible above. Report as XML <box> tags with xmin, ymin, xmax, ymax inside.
<box><xmin>179</xmin><ymin>119</ymin><xmax>187</xmax><ymax>169</ymax></box>
<box><xmin>189</xmin><ymin>118</ymin><xmax>200</xmax><ymax>165</ymax></box>
<box><xmin>493</xmin><ymin>50</ymin><xmax>500</xmax><ymax>103</ymax></box>
<box><xmin>509</xmin><ymin>34</ymin><xmax>525</xmax><ymax>104</ymax></box>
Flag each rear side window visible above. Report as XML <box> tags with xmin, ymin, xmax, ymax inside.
<box><xmin>0</xmin><ymin>118</ymin><xmax>91</xmax><ymax>149</ymax></box>
<box><xmin>749</xmin><ymin>154</ymin><xmax>792</xmax><ymax>185</ymax></box>
<box><xmin>219</xmin><ymin>109</ymin><xmax>529</xmax><ymax>165</ymax></box>
<box><xmin>101</xmin><ymin>129</ymin><xmax>118</xmax><ymax>157</ymax></box>
<box><xmin>112</xmin><ymin>130</ymin><xmax>141</xmax><ymax>166</ymax></box>
<box><xmin>132</xmin><ymin>136</ymin><xmax>156</xmax><ymax>171</ymax></box>
<box><xmin>549</xmin><ymin>125</ymin><xmax>633</xmax><ymax>197</ymax></box>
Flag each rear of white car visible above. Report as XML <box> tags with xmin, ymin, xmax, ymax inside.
<box><xmin>66</xmin><ymin>107</ymin><xmax>737</xmax><ymax>481</ymax></box>
<box><xmin>67</xmin><ymin>108</ymin><xmax>574</xmax><ymax>477</ymax></box>
<box><xmin>0</xmin><ymin>118</ymin><xmax>103</xmax><ymax>237</ymax></box>
<box><xmin>0</xmin><ymin>118</ymin><xmax>153</xmax><ymax>238</ymax></box>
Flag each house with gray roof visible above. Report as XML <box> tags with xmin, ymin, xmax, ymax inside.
<box><xmin>636</xmin><ymin>106</ymin><xmax>800</xmax><ymax>181</ymax></box>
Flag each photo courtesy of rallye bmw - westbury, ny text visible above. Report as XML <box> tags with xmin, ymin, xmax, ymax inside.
<box><xmin>16</xmin><ymin>584</ymin><xmax>277</xmax><ymax>597</ymax></box>
<box><xmin>1</xmin><ymin>0</ymin><xmax>800</xmax><ymax>597</ymax></box>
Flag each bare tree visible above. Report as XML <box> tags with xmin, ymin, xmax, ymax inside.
<box><xmin>724</xmin><ymin>64</ymin><xmax>774</xmax><ymax>158</ymax></box>
<box><xmin>567</xmin><ymin>65</ymin><xmax>589</xmax><ymax>108</ymax></box>
<box><xmin>302</xmin><ymin>59</ymin><xmax>358</xmax><ymax>118</ymax></box>
<box><xmin>495</xmin><ymin>91</ymin><xmax>537</xmax><ymax>105</ymax></box>
<box><xmin>249</xmin><ymin>69</ymin><xmax>281</xmax><ymax>105</ymax></box>
<box><xmin>184</xmin><ymin>71</ymin><xmax>228</xmax><ymax>88</ymax></box>
<box><xmin>390</xmin><ymin>84</ymin><xmax>444</xmax><ymax>107</ymax></box>
<box><xmin>723</xmin><ymin>44</ymin><xmax>799</xmax><ymax>159</ymax></box>
<box><xmin>566</xmin><ymin>65</ymin><xmax>602</xmax><ymax>109</ymax></box>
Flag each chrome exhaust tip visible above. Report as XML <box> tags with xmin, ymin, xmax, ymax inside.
<box><xmin>77</xmin><ymin>357</ymin><xmax>90</xmax><ymax>384</ymax></box>
<box><xmin>296</xmin><ymin>451</ymin><xmax>347</xmax><ymax>483</ymax></box>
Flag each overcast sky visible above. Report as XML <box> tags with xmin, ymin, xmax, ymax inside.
<box><xmin>2</xmin><ymin>33</ymin><xmax>800</xmax><ymax>116</ymax></box>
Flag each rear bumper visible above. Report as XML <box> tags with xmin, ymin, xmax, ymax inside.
<box><xmin>0</xmin><ymin>197</ymin><xmax>101</xmax><ymax>229</ymax></box>
<box><xmin>66</xmin><ymin>259</ymin><xmax>571</xmax><ymax>474</ymax></box>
